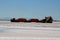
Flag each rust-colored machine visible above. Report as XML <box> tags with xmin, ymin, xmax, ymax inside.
<box><xmin>10</xmin><ymin>16</ymin><xmax>53</xmax><ymax>23</ymax></box>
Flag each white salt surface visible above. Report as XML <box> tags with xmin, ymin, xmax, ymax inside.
<box><xmin>0</xmin><ymin>21</ymin><xmax>60</xmax><ymax>40</ymax></box>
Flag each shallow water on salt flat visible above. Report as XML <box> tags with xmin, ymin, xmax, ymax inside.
<box><xmin>0</xmin><ymin>21</ymin><xmax>60</xmax><ymax>32</ymax></box>
<box><xmin>0</xmin><ymin>21</ymin><xmax>60</xmax><ymax>38</ymax></box>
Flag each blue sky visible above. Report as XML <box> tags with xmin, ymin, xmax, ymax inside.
<box><xmin>0</xmin><ymin>0</ymin><xmax>60</xmax><ymax>20</ymax></box>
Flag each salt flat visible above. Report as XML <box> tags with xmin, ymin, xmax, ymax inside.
<box><xmin>0</xmin><ymin>21</ymin><xmax>60</xmax><ymax>40</ymax></box>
